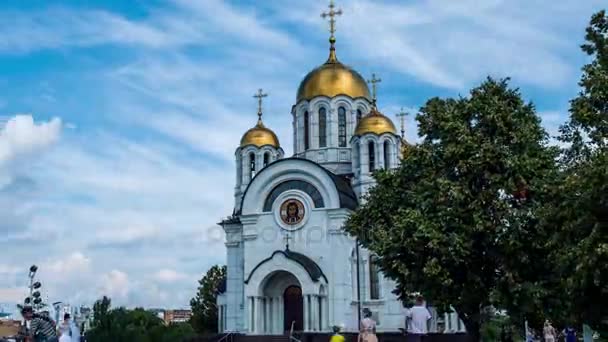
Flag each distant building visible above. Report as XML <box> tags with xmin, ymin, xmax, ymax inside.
<box><xmin>163</xmin><ymin>310</ymin><xmax>192</xmax><ymax>324</ymax></box>
<box><xmin>147</xmin><ymin>308</ymin><xmax>166</xmax><ymax>321</ymax></box>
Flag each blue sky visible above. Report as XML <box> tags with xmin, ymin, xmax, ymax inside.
<box><xmin>0</xmin><ymin>0</ymin><xmax>605</xmax><ymax>310</ymax></box>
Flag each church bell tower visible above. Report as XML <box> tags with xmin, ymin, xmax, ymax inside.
<box><xmin>235</xmin><ymin>89</ymin><xmax>284</xmax><ymax>209</ymax></box>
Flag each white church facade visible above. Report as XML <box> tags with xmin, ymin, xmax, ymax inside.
<box><xmin>216</xmin><ymin>1</ymin><xmax>465</xmax><ymax>335</ymax></box>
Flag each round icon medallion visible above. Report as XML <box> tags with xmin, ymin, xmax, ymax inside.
<box><xmin>279</xmin><ymin>199</ymin><xmax>305</xmax><ymax>226</ymax></box>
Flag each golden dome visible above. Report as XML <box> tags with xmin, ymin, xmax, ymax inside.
<box><xmin>240</xmin><ymin>120</ymin><xmax>280</xmax><ymax>148</ymax></box>
<box><xmin>354</xmin><ymin>108</ymin><xmax>398</xmax><ymax>136</ymax></box>
<box><xmin>296</xmin><ymin>52</ymin><xmax>371</xmax><ymax>102</ymax></box>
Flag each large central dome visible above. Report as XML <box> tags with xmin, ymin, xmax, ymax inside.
<box><xmin>296</xmin><ymin>51</ymin><xmax>371</xmax><ymax>103</ymax></box>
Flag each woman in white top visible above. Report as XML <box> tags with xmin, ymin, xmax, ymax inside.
<box><xmin>543</xmin><ymin>320</ymin><xmax>556</xmax><ymax>342</ymax></box>
<box><xmin>358</xmin><ymin>308</ymin><xmax>378</xmax><ymax>342</ymax></box>
<box><xmin>58</xmin><ymin>313</ymin><xmax>72</xmax><ymax>342</ymax></box>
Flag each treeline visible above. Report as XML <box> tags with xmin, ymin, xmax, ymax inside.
<box><xmin>85</xmin><ymin>296</ymin><xmax>195</xmax><ymax>342</ymax></box>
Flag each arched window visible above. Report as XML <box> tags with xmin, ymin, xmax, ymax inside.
<box><xmin>383</xmin><ymin>140</ymin><xmax>391</xmax><ymax>169</ymax></box>
<box><xmin>369</xmin><ymin>255</ymin><xmax>381</xmax><ymax>300</ymax></box>
<box><xmin>263</xmin><ymin>152</ymin><xmax>270</xmax><ymax>167</ymax></box>
<box><xmin>304</xmin><ymin>111</ymin><xmax>310</xmax><ymax>150</ymax></box>
<box><xmin>357</xmin><ymin>109</ymin><xmax>362</xmax><ymax>124</ymax></box>
<box><xmin>338</xmin><ymin>107</ymin><xmax>347</xmax><ymax>147</ymax></box>
<box><xmin>318</xmin><ymin>107</ymin><xmax>327</xmax><ymax>148</ymax></box>
<box><xmin>249</xmin><ymin>153</ymin><xmax>256</xmax><ymax>179</ymax></box>
<box><xmin>368</xmin><ymin>141</ymin><xmax>376</xmax><ymax>172</ymax></box>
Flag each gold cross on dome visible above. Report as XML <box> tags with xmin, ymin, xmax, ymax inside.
<box><xmin>253</xmin><ymin>88</ymin><xmax>268</xmax><ymax>120</ymax></box>
<box><xmin>396</xmin><ymin>108</ymin><xmax>409</xmax><ymax>137</ymax></box>
<box><xmin>321</xmin><ymin>0</ymin><xmax>342</xmax><ymax>39</ymax></box>
<box><xmin>367</xmin><ymin>73</ymin><xmax>382</xmax><ymax>105</ymax></box>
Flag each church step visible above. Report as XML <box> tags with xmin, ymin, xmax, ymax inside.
<box><xmin>188</xmin><ymin>332</ymin><xmax>470</xmax><ymax>342</ymax></box>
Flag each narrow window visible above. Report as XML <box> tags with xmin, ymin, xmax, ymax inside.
<box><xmin>368</xmin><ymin>142</ymin><xmax>376</xmax><ymax>172</ymax></box>
<box><xmin>383</xmin><ymin>140</ymin><xmax>391</xmax><ymax>169</ymax></box>
<box><xmin>249</xmin><ymin>153</ymin><xmax>256</xmax><ymax>179</ymax></box>
<box><xmin>318</xmin><ymin>296</ymin><xmax>323</xmax><ymax>330</ymax></box>
<box><xmin>263</xmin><ymin>152</ymin><xmax>270</xmax><ymax>167</ymax></box>
<box><xmin>369</xmin><ymin>255</ymin><xmax>380</xmax><ymax>300</ymax></box>
<box><xmin>357</xmin><ymin>109</ymin><xmax>363</xmax><ymax>124</ymax></box>
<box><xmin>319</xmin><ymin>107</ymin><xmax>327</xmax><ymax>148</ymax></box>
<box><xmin>304</xmin><ymin>111</ymin><xmax>310</xmax><ymax>150</ymax></box>
<box><xmin>338</xmin><ymin>107</ymin><xmax>347</xmax><ymax>147</ymax></box>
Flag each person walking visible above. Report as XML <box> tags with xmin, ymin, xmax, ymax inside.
<box><xmin>563</xmin><ymin>326</ymin><xmax>576</xmax><ymax>342</ymax></box>
<box><xmin>58</xmin><ymin>314</ymin><xmax>72</xmax><ymax>342</ymax></box>
<box><xmin>329</xmin><ymin>325</ymin><xmax>345</xmax><ymax>342</ymax></box>
<box><xmin>406</xmin><ymin>295</ymin><xmax>432</xmax><ymax>336</ymax></box>
<box><xmin>358</xmin><ymin>309</ymin><xmax>378</xmax><ymax>342</ymax></box>
<box><xmin>543</xmin><ymin>320</ymin><xmax>556</xmax><ymax>342</ymax></box>
<box><xmin>21</xmin><ymin>307</ymin><xmax>58</xmax><ymax>342</ymax></box>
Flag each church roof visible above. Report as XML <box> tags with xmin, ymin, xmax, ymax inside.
<box><xmin>244</xmin><ymin>250</ymin><xmax>328</xmax><ymax>284</ymax></box>
<box><xmin>237</xmin><ymin>158</ymin><xmax>358</xmax><ymax>215</ymax></box>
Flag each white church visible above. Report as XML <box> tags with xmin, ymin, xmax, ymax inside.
<box><xmin>216</xmin><ymin>1</ymin><xmax>465</xmax><ymax>335</ymax></box>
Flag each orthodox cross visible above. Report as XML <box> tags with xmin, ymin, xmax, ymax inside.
<box><xmin>283</xmin><ymin>233</ymin><xmax>292</xmax><ymax>251</ymax></box>
<box><xmin>367</xmin><ymin>73</ymin><xmax>382</xmax><ymax>106</ymax></box>
<box><xmin>253</xmin><ymin>88</ymin><xmax>268</xmax><ymax>121</ymax></box>
<box><xmin>396</xmin><ymin>108</ymin><xmax>409</xmax><ymax>137</ymax></box>
<box><xmin>321</xmin><ymin>0</ymin><xmax>342</xmax><ymax>41</ymax></box>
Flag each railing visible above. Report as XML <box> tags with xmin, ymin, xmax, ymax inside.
<box><xmin>217</xmin><ymin>331</ymin><xmax>235</xmax><ymax>342</ymax></box>
<box><xmin>289</xmin><ymin>321</ymin><xmax>301</xmax><ymax>342</ymax></box>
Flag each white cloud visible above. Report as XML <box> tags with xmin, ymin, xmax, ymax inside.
<box><xmin>45</xmin><ymin>252</ymin><xmax>91</xmax><ymax>275</ymax></box>
<box><xmin>0</xmin><ymin>115</ymin><xmax>61</xmax><ymax>166</ymax></box>
<box><xmin>100</xmin><ymin>270</ymin><xmax>130</xmax><ymax>300</ymax></box>
<box><xmin>0</xmin><ymin>8</ymin><xmax>195</xmax><ymax>53</ymax></box>
<box><xmin>96</xmin><ymin>225</ymin><xmax>163</xmax><ymax>245</ymax></box>
<box><xmin>0</xmin><ymin>288</ymin><xmax>26</xmax><ymax>303</ymax></box>
<box><xmin>284</xmin><ymin>0</ymin><xmax>604</xmax><ymax>90</ymax></box>
<box><xmin>154</xmin><ymin>269</ymin><xmax>187</xmax><ymax>283</ymax></box>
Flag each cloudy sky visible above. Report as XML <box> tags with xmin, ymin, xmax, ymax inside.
<box><xmin>0</xmin><ymin>0</ymin><xmax>604</xmax><ymax>311</ymax></box>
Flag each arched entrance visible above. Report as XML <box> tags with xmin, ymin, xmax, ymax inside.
<box><xmin>283</xmin><ymin>285</ymin><xmax>303</xmax><ymax>332</ymax></box>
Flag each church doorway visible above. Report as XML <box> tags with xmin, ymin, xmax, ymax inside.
<box><xmin>283</xmin><ymin>285</ymin><xmax>303</xmax><ymax>332</ymax></box>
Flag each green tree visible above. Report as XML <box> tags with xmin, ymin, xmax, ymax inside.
<box><xmin>552</xmin><ymin>10</ymin><xmax>608</xmax><ymax>332</ymax></box>
<box><xmin>86</xmin><ymin>297</ymin><xmax>194</xmax><ymax>342</ymax></box>
<box><xmin>190</xmin><ymin>265</ymin><xmax>226</xmax><ymax>334</ymax></box>
<box><xmin>346</xmin><ymin>78</ymin><xmax>558</xmax><ymax>340</ymax></box>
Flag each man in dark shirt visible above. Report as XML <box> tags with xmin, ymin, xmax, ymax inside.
<box><xmin>21</xmin><ymin>307</ymin><xmax>58</xmax><ymax>342</ymax></box>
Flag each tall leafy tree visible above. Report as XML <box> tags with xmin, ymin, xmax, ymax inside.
<box><xmin>553</xmin><ymin>10</ymin><xmax>608</xmax><ymax>332</ymax></box>
<box><xmin>86</xmin><ymin>296</ymin><xmax>194</xmax><ymax>342</ymax></box>
<box><xmin>346</xmin><ymin>78</ymin><xmax>558</xmax><ymax>340</ymax></box>
<box><xmin>190</xmin><ymin>265</ymin><xmax>226</xmax><ymax>334</ymax></box>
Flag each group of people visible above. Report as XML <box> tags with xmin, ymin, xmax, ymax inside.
<box><xmin>19</xmin><ymin>307</ymin><xmax>81</xmax><ymax>342</ymax></box>
<box><xmin>331</xmin><ymin>295</ymin><xmax>432</xmax><ymax>342</ymax></box>
<box><xmin>525</xmin><ymin>321</ymin><xmax>577</xmax><ymax>342</ymax></box>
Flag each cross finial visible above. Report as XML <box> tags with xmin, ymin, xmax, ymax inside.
<box><xmin>367</xmin><ymin>73</ymin><xmax>382</xmax><ymax>107</ymax></box>
<box><xmin>253</xmin><ymin>88</ymin><xmax>268</xmax><ymax>122</ymax></box>
<box><xmin>321</xmin><ymin>0</ymin><xmax>342</xmax><ymax>62</ymax></box>
<box><xmin>283</xmin><ymin>233</ymin><xmax>292</xmax><ymax>251</ymax></box>
<box><xmin>396</xmin><ymin>108</ymin><xmax>409</xmax><ymax>137</ymax></box>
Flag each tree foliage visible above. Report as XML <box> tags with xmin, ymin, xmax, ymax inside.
<box><xmin>346</xmin><ymin>78</ymin><xmax>558</xmax><ymax>340</ymax></box>
<box><xmin>86</xmin><ymin>296</ymin><xmax>195</xmax><ymax>342</ymax></box>
<box><xmin>190</xmin><ymin>265</ymin><xmax>226</xmax><ymax>334</ymax></box>
<box><xmin>552</xmin><ymin>10</ymin><xmax>608</xmax><ymax>331</ymax></box>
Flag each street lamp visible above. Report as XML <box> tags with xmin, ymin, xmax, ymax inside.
<box><xmin>24</xmin><ymin>264</ymin><xmax>45</xmax><ymax>312</ymax></box>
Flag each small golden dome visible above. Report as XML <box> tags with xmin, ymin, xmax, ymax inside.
<box><xmin>354</xmin><ymin>108</ymin><xmax>398</xmax><ymax>136</ymax></box>
<box><xmin>240</xmin><ymin>120</ymin><xmax>280</xmax><ymax>148</ymax></box>
<box><xmin>296</xmin><ymin>52</ymin><xmax>371</xmax><ymax>102</ymax></box>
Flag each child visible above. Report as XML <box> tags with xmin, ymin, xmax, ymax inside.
<box><xmin>330</xmin><ymin>325</ymin><xmax>345</xmax><ymax>342</ymax></box>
